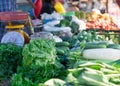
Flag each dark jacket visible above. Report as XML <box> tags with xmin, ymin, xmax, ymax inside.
<box><xmin>40</xmin><ymin>0</ymin><xmax>56</xmax><ymax>14</ymax></box>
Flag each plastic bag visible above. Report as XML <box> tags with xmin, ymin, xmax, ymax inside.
<box><xmin>43</xmin><ymin>26</ymin><xmax>72</xmax><ymax>38</ymax></box>
<box><xmin>41</xmin><ymin>12</ymin><xmax>63</xmax><ymax>20</ymax></box>
<box><xmin>30</xmin><ymin>32</ymin><xmax>53</xmax><ymax>40</ymax></box>
<box><xmin>72</xmin><ymin>16</ymin><xmax>86</xmax><ymax>31</ymax></box>
<box><xmin>44</xmin><ymin>20</ymin><xmax>60</xmax><ymax>26</ymax></box>
<box><xmin>53</xmin><ymin>35</ymin><xmax>63</xmax><ymax>42</ymax></box>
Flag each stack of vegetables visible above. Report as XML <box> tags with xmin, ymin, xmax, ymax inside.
<box><xmin>43</xmin><ymin>61</ymin><xmax>120</xmax><ymax>86</ymax></box>
<box><xmin>55</xmin><ymin>41</ymin><xmax>70</xmax><ymax>66</ymax></box>
<box><xmin>11</xmin><ymin>39</ymin><xmax>65</xmax><ymax>86</ymax></box>
<box><xmin>67</xmin><ymin>30</ymin><xmax>120</xmax><ymax>61</ymax></box>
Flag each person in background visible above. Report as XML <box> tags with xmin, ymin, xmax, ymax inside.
<box><xmin>66</xmin><ymin>1</ymin><xmax>79</xmax><ymax>12</ymax></box>
<box><xmin>53</xmin><ymin>0</ymin><xmax>66</xmax><ymax>14</ymax></box>
<box><xmin>27</xmin><ymin>0</ymin><xmax>42</xmax><ymax>19</ymax></box>
<box><xmin>108</xmin><ymin>0</ymin><xmax>120</xmax><ymax>28</ymax></box>
<box><xmin>116</xmin><ymin>0</ymin><xmax>120</xmax><ymax>8</ymax></box>
<box><xmin>85</xmin><ymin>0</ymin><xmax>94</xmax><ymax>13</ymax></box>
<box><xmin>59</xmin><ymin>0</ymin><xmax>65</xmax><ymax>4</ymax></box>
<box><xmin>40</xmin><ymin>0</ymin><xmax>55</xmax><ymax>14</ymax></box>
<box><xmin>0</xmin><ymin>0</ymin><xmax>17</xmax><ymax>41</ymax></box>
<box><xmin>41</xmin><ymin>0</ymin><xmax>66</xmax><ymax>14</ymax></box>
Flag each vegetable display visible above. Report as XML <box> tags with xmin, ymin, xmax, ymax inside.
<box><xmin>0</xmin><ymin>12</ymin><xmax>120</xmax><ymax>86</ymax></box>
<box><xmin>86</xmin><ymin>12</ymin><xmax>118</xmax><ymax>30</ymax></box>
<box><xmin>10</xmin><ymin>30</ymin><xmax>120</xmax><ymax>86</ymax></box>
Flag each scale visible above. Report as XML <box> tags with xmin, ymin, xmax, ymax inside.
<box><xmin>0</xmin><ymin>12</ymin><xmax>30</xmax><ymax>46</ymax></box>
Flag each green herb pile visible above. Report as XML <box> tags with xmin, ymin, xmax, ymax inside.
<box><xmin>0</xmin><ymin>43</ymin><xmax>23</xmax><ymax>81</ymax></box>
<box><xmin>12</xmin><ymin>39</ymin><xmax>65</xmax><ymax>86</ymax></box>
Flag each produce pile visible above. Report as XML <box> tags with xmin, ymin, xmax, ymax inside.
<box><xmin>86</xmin><ymin>12</ymin><xmax>119</xmax><ymax>30</ymax></box>
<box><xmin>11</xmin><ymin>31</ymin><xmax>120</xmax><ymax>86</ymax></box>
<box><xmin>0</xmin><ymin>30</ymin><xmax>120</xmax><ymax>85</ymax></box>
<box><xmin>0</xmin><ymin>12</ymin><xmax>120</xmax><ymax>86</ymax></box>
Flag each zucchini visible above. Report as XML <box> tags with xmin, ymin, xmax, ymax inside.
<box><xmin>56</xmin><ymin>42</ymin><xmax>70</xmax><ymax>47</ymax></box>
<box><xmin>56</xmin><ymin>48</ymin><xmax>65</xmax><ymax>55</ymax></box>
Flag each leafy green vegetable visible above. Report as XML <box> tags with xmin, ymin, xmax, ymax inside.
<box><xmin>109</xmin><ymin>59</ymin><xmax>120</xmax><ymax>68</ymax></box>
<box><xmin>75</xmin><ymin>11</ymin><xmax>86</xmax><ymax>19</ymax></box>
<box><xmin>11</xmin><ymin>73</ymin><xmax>36</xmax><ymax>86</ymax></box>
<box><xmin>12</xmin><ymin>38</ymin><xmax>65</xmax><ymax>85</ymax></box>
<box><xmin>65</xmin><ymin>62</ymin><xmax>120</xmax><ymax>86</ymax></box>
<box><xmin>70</xmin><ymin>21</ymin><xmax>79</xmax><ymax>34</ymax></box>
<box><xmin>0</xmin><ymin>43</ymin><xmax>23</xmax><ymax>81</ymax></box>
<box><xmin>60</xmin><ymin>19</ymin><xmax>70</xmax><ymax>27</ymax></box>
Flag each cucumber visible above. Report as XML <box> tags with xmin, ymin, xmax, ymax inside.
<box><xmin>56</xmin><ymin>42</ymin><xmax>70</xmax><ymax>47</ymax></box>
<box><xmin>85</xmin><ymin>44</ymin><xmax>106</xmax><ymax>49</ymax></box>
<box><xmin>86</xmin><ymin>41</ymin><xmax>109</xmax><ymax>46</ymax></box>
<box><xmin>56</xmin><ymin>48</ymin><xmax>65</xmax><ymax>55</ymax></box>
<box><xmin>107</xmin><ymin>44</ymin><xmax>120</xmax><ymax>50</ymax></box>
<box><xmin>57</xmin><ymin>46</ymin><xmax>70</xmax><ymax>53</ymax></box>
<box><xmin>86</xmin><ymin>42</ymin><xmax>98</xmax><ymax>45</ymax></box>
<box><xmin>98</xmin><ymin>41</ymin><xmax>109</xmax><ymax>46</ymax></box>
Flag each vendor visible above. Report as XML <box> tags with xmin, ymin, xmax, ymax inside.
<box><xmin>66</xmin><ymin>1</ymin><xmax>79</xmax><ymax>12</ymax></box>
<box><xmin>41</xmin><ymin>0</ymin><xmax>66</xmax><ymax>14</ymax></box>
<box><xmin>27</xmin><ymin>0</ymin><xmax>42</xmax><ymax>19</ymax></box>
<box><xmin>40</xmin><ymin>0</ymin><xmax>55</xmax><ymax>14</ymax></box>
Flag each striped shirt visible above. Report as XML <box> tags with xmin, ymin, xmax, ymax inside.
<box><xmin>0</xmin><ymin>0</ymin><xmax>17</xmax><ymax>12</ymax></box>
<box><xmin>0</xmin><ymin>0</ymin><xmax>17</xmax><ymax>41</ymax></box>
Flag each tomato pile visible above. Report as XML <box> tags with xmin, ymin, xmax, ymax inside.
<box><xmin>86</xmin><ymin>20</ymin><xmax>118</xmax><ymax>30</ymax></box>
<box><xmin>86</xmin><ymin>12</ymin><xmax>119</xmax><ymax>30</ymax></box>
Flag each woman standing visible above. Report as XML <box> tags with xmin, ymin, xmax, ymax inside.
<box><xmin>27</xmin><ymin>0</ymin><xmax>42</xmax><ymax>18</ymax></box>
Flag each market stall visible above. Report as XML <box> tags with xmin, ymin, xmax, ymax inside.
<box><xmin>0</xmin><ymin>0</ymin><xmax>120</xmax><ymax>86</ymax></box>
